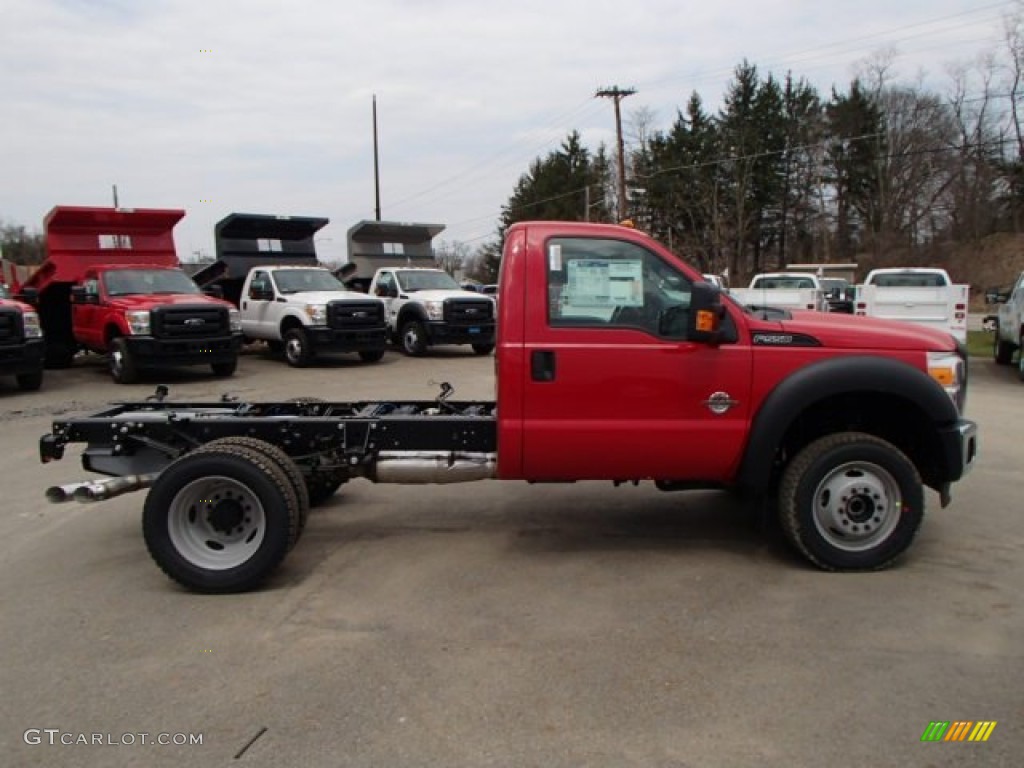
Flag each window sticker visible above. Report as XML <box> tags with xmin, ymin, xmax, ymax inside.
<box><xmin>548</xmin><ymin>244</ymin><xmax>562</xmax><ymax>272</ymax></box>
<box><xmin>565</xmin><ymin>259</ymin><xmax>643</xmax><ymax>307</ymax></box>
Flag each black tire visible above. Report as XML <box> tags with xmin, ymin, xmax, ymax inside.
<box><xmin>16</xmin><ymin>370</ymin><xmax>43</xmax><ymax>391</ymax></box>
<box><xmin>194</xmin><ymin>437</ymin><xmax>310</xmax><ymax>540</ymax></box>
<box><xmin>142</xmin><ymin>445</ymin><xmax>301</xmax><ymax>593</ymax></box>
<box><xmin>778</xmin><ymin>432</ymin><xmax>923</xmax><ymax>571</ymax></box>
<box><xmin>400</xmin><ymin>320</ymin><xmax>428</xmax><ymax>356</ymax></box>
<box><xmin>211</xmin><ymin>359</ymin><xmax>237</xmax><ymax>377</ymax></box>
<box><xmin>44</xmin><ymin>340</ymin><xmax>75</xmax><ymax>369</ymax></box>
<box><xmin>358</xmin><ymin>349</ymin><xmax>386</xmax><ymax>363</ymax></box>
<box><xmin>283</xmin><ymin>328</ymin><xmax>313</xmax><ymax>367</ymax></box>
<box><xmin>471</xmin><ymin>343</ymin><xmax>495</xmax><ymax>355</ymax></box>
<box><xmin>993</xmin><ymin>327</ymin><xmax>1013</xmax><ymax>365</ymax></box>
<box><xmin>109</xmin><ymin>337</ymin><xmax>139</xmax><ymax>384</ymax></box>
<box><xmin>267</xmin><ymin>339</ymin><xmax>284</xmax><ymax>355</ymax></box>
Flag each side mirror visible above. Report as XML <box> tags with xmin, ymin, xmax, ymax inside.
<box><xmin>16</xmin><ymin>286</ymin><xmax>39</xmax><ymax>304</ymax></box>
<box><xmin>70</xmin><ymin>286</ymin><xmax>93</xmax><ymax>304</ymax></box>
<box><xmin>985</xmin><ymin>289</ymin><xmax>1009</xmax><ymax>304</ymax></box>
<box><xmin>685</xmin><ymin>281</ymin><xmax>725</xmax><ymax>345</ymax></box>
<box><xmin>250</xmin><ymin>288</ymin><xmax>274</xmax><ymax>301</ymax></box>
<box><xmin>203</xmin><ymin>285</ymin><xmax>224</xmax><ymax>299</ymax></box>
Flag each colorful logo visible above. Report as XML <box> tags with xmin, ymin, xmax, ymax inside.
<box><xmin>921</xmin><ymin>721</ymin><xmax>997</xmax><ymax>742</ymax></box>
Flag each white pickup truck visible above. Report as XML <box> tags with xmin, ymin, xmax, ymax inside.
<box><xmin>855</xmin><ymin>268</ymin><xmax>968</xmax><ymax>343</ymax></box>
<box><xmin>729</xmin><ymin>272</ymin><xmax>826</xmax><ymax>312</ymax></box>
<box><xmin>991</xmin><ymin>270</ymin><xmax>1024</xmax><ymax>376</ymax></box>
<box><xmin>368</xmin><ymin>267</ymin><xmax>496</xmax><ymax>356</ymax></box>
<box><xmin>239</xmin><ymin>265</ymin><xmax>388</xmax><ymax>366</ymax></box>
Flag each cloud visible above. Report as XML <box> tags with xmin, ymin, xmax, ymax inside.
<box><xmin>0</xmin><ymin>0</ymin><xmax>1007</xmax><ymax>262</ymax></box>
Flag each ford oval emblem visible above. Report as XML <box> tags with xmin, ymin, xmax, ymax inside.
<box><xmin>184</xmin><ymin>318</ymin><xmax>205</xmax><ymax>326</ymax></box>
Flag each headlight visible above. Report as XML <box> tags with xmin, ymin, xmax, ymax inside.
<box><xmin>424</xmin><ymin>300</ymin><xmax>444</xmax><ymax>321</ymax></box>
<box><xmin>125</xmin><ymin>310</ymin><xmax>151</xmax><ymax>336</ymax></box>
<box><xmin>304</xmin><ymin>304</ymin><xmax>328</xmax><ymax>325</ymax></box>
<box><xmin>228</xmin><ymin>308</ymin><xmax>241</xmax><ymax>333</ymax></box>
<box><xmin>927</xmin><ymin>350</ymin><xmax>966</xmax><ymax>412</ymax></box>
<box><xmin>22</xmin><ymin>311</ymin><xmax>43</xmax><ymax>339</ymax></box>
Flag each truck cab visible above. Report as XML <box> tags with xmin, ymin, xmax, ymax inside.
<box><xmin>369</xmin><ymin>267</ymin><xmax>496</xmax><ymax>356</ymax></box>
<box><xmin>26</xmin><ymin>206</ymin><xmax>242</xmax><ymax>383</ymax></box>
<box><xmin>0</xmin><ymin>283</ymin><xmax>45</xmax><ymax>391</ymax></box>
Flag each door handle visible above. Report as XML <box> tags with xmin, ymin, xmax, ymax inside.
<box><xmin>531</xmin><ymin>350</ymin><xmax>556</xmax><ymax>382</ymax></box>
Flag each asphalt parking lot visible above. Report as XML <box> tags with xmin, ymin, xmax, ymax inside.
<box><xmin>0</xmin><ymin>345</ymin><xmax>1020</xmax><ymax>767</ymax></box>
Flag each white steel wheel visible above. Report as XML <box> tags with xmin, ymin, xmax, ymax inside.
<box><xmin>167</xmin><ymin>475</ymin><xmax>266</xmax><ymax>570</ymax></box>
<box><xmin>810</xmin><ymin>461</ymin><xmax>901</xmax><ymax>553</ymax></box>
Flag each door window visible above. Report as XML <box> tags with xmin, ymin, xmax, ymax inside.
<box><xmin>546</xmin><ymin>237</ymin><xmax>692</xmax><ymax>339</ymax></box>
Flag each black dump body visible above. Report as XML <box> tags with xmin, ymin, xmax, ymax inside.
<box><xmin>193</xmin><ymin>213</ymin><xmax>330</xmax><ymax>306</ymax></box>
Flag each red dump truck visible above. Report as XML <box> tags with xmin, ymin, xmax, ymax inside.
<box><xmin>20</xmin><ymin>206</ymin><xmax>242</xmax><ymax>383</ymax></box>
<box><xmin>40</xmin><ymin>221</ymin><xmax>976</xmax><ymax>592</ymax></box>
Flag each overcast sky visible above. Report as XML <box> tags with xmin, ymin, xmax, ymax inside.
<box><xmin>0</xmin><ymin>0</ymin><xmax>1015</xmax><ymax>264</ymax></box>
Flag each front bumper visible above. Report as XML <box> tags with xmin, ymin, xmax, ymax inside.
<box><xmin>123</xmin><ymin>333</ymin><xmax>243</xmax><ymax>367</ymax></box>
<box><xmin>424</xmin><ymin>321</ymin><xmax>495</xmax><ymax>346</ymax></box>
<box><xmin>0</xmin><ymin>337</ymin><xmax>46</xmax><ymax>376</ymax></box>
<box><xmin>936</xmin><ymin>418</ymin><xmax>978</xmax><ymax>506</ymax></box>
<box><xmin>307</xmin><ymin>326</ymin><xmax>388</xmax><ymax>353</ymax></box>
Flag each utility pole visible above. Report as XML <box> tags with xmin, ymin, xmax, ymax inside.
<box><xmin>372</xmin><ymin>94</ymin><xmax>382</xmax><ymax>221</ymax></box>
<box><xmin>596</xmin><ymin>86</ymin><xmax>636</xmax><ymax>222</ymax></box>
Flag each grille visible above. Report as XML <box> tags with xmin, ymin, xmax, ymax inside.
<box><xmin>0</xmin><ymin>308</ymin><xmax>23</xmax><ymax>344</ymax></box>
<box><xmin>151</xmin><ymin>305</ymin><xmax>229</xmax><ymax>339</ymax></box>
<box><xmin>328</xmin><ymin>300</ymin><xmax>385</xmax><ymax>329</ymax></box>
<box><xmin>444</xmin><ymin>299</ymin><xmax>494</xmax><ymax>325</ymax></box>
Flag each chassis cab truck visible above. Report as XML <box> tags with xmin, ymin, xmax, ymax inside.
<box><xmin>193</xmin><ymin>213</ymin><xmax>388</xmax><ymax>366</ymax></box>
<box><xmin>24</xmin><ymin>206</ymin><xmax>242</xmax><ymax>383</ymax></box>
<box><xmin>41</xmin><ymin>221</ymin><xmax>977</xmax><ymax>593</ymax></box>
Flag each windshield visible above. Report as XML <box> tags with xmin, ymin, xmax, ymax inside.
<box><xmin>396</xmin><ymin>270</ymin><xmax>461</xmax><ymax>292</ymax></box>
<box><xmin>104</xmin><ymin>269</ymin><xmax>200</xmax><ymax>296</ymax></box>
<box><xmin>273</xmin><ymin>268</ymin><xmax>345</xmax><ymax>294</ymax></box>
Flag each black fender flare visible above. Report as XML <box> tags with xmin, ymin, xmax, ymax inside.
<box><xmin>396</xmin><ymin>304</ymin><xmax>430</xmax><ymax>328</ymax></box>
<box><xmin>736</xmin><ymin>355</ymin><xmax>958</xmax><ymax>492</ymax></box>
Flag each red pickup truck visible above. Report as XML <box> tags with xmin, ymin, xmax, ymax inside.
<box><xmin>0</xmin><ymin>283</ymin><xmax>45</xmax><ymax>391</ymax></box>
<box><xmin>41</xmin><ymin>221</ymin><xmax>977</xmax><ymax>592</ymax></box>
<box><xmin>22</xmin><ymin>206</ymin><xmax>243</xmax><ymax>383</ymax></box>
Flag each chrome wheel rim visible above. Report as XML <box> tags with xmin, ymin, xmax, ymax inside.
<box><xmin>403</xmin><ymin>326</ymin><xmax>421</xmax><ymax>353</ymax></box>
<box><xmin>167</xmin><ymin>476</ymin><xmax>265</xmax><ymax>569</ymax></box>
<box><xmin>811</xmin><ymin>461</ymin><xmax>901</xmax><ymax>552</ymax></box>
<box><xmin>285</xmin><ymin>336</ymin><xmax>303</xmax><ymax>364</ymax></box>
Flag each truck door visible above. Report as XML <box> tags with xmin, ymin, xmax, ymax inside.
<box><xmin>241</xmin><ymin>270</ymin><xmax>275</xmax><ymax>338</ymax></box>
<box><xmin>519</xmin><ymin>235</ymin><xmax>752</xmax><ymax>483</ymax></box>
<box><xmin>72</xmin><ymin>272</ymin><xmax>103</xmax><ymax>349</ymax></box>
<box><xmin>373</xmin><ymin>271</ymin><xmax>399</xmax><ymax>331</ymax></box>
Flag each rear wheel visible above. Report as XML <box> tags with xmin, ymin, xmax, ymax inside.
<box><xmin>358</xmin><ymin>349</ymin><xmax>386</xmax><ymax>363</ymax></box>
<box><xmin>400</xmin><ymin>321</ymin><xmax>427</xmax><ymax>356</ymax></box>
<box><xmin>16</xmin><ymin>370</ymin><xmax>43</xmax><ymax>391</ymax></box>
<box><xmin>109</xmin><ymin>337</ymin><xmax>139</xmax><ymax>384</ymax></box>
<box><xmin>778</xmin><ymin>432</ymin><xmax>923</xmax><ymax>571</ymax></box>
<box><xmin>142</xmin><ymin>445</ymin><xmax>301</xmax><ymax>593</ymax></box>
<box><xmin>283</xmin><ymin>328</ymin><xmax>313</xmax><ymax>367</ymax></box>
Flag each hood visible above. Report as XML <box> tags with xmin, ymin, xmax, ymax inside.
<box><xmin>402</xmin><ymin>289</ymin><xmax>490</xmax><ymax>302</ymax></box>
<box><xmin>282</xmin><ymin>290</ymin><xmax>383</xmax><ymax>304</ymax></box>
<box><xmin>0</xmin><ymin>298</ymin><xmax>34</xmax><ymax>313</ymax></box>
<box><xmin>748</xmin><ymin>308</ymin><xmax>958</xmax><ymax>351</ymax></box>
<box><xmin>106</xmin><ymin>294</ymin><xmax>233</xmax><ymax>311</ymax></box>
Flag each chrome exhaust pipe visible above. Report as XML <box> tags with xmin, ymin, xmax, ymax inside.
<box><xmin>70</xmin><ymin>473</ymin><xmax>159</xmax><ymax>503</ymax></box>
<box><xmin>371</xmin><ymin>451</ymin><xmax>497</xmax><ymax>484</ymax></box>
<box><xmin>46</xmin><ymin>482</ymin><xmax>93</xmax><ymax>504</ymax></box>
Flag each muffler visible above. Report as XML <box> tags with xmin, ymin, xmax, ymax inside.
<box><xmin>370</xmin><ymin>451</ymin><xmax>496</xmax><ymax>484</ymax></box>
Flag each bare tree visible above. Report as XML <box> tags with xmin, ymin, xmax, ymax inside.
<box><xmin>433</xmin><ymin>239</ymin><xmax>470</xmax><ymax>278</ymax></box>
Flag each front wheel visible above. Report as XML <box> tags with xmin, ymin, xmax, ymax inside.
<box><xmin>211</xmin><ymin>359</ymin><xmax>237</xmax><ymax>377</ymax></box>
<box><xmin>471</xmin><ymin>343</ymin><xmax>495</xmax><ymax>355</ymax></box>
<box><xmin>283</xmin><ymin>328</ymin><xmax>313</xmax><ymax>367</ymax></box>
<box><xmin>109</xmin><ymin>337</ymin><xmax>139</xmax><ymax>384</ymax></box>
<box><xmin>778</xmin><ymin>432</ymin><xmax>923</xmax><ymax>571</ymax></box>
<box><xmin>994</xmin><ymin>327</ymin><xmax>1013</xmax><ymax>365</ymax></box>
<box><xmin>16</xmin><ymin>370</ymin><xmax>43</xmax><ymax>391</ymax></box>
<box><xmin>400</xmin><ymin>321</ymin><xmax>428</xmax><ymax>356</ymax></box>
<box><xmin>358</xmin><ymin>349</ymin><xmax>386</xmax><ymax>363</ymax></box>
